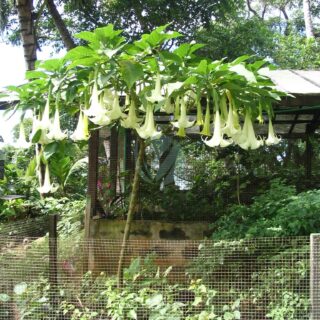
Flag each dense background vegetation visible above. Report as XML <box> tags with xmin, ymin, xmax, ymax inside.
<box><xmin>0</xmin><ymin>0</ymin><xmax>320</xmax><ymax>238</ymax></box>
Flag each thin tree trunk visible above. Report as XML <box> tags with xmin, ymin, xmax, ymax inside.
<box><xmin>16</xmin><ymin>0</ymin><xmax>37</xmax><ymax>71</ymax></box>
<box><xmin>303</xmin><ymin>0</ymin><xmax>314</xmax><ymax>38</ymax></box>
<box><xmin>46</xmin><ymin>0</ymin><xmax>76</xmax><ymax>50</ymax></box>
<box><xmin>117</xmin><ymin>138</ymin><xmax>145</xmax><ymax>287</ymax></box>
<box><xmin>246</xmin><ymin>0</ymin><xmax>261</xmax><ymax>18</ymax></box>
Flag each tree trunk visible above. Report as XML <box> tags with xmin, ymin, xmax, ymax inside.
<box><xmin>117</xmin><ymin>138</ymin><xmax>145</xmax><ymax>287</ymax></box>
<box><xmin>46</xmin><ymin>0</ymin><xmax>76</xmax><ymax>50</ymax></box>
<box><xmin>16</xmin><ymin>0</ymin><xmax>37</xmax><ymax>71</ymax></box>
<box><xmin>303</xmin><ymin>0</ymin><xmax>314</xmax><ymax>38</ymax></box>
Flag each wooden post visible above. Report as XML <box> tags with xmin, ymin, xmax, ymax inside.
<box><xmin>86</xmin><ymin>130</ymin><xmax>99</xmax><ymax>221</ymax></box>
<box><xmin>110</xmin><ymin>127</ymin><xmax>119</xmax><ymax>197</ymax></box>
<box><xmin>305</xmin><ymin>125</ymin><xmax>313</xmax><ymax>185</ymax></box>
<box><xmin>125</xmin><ymin>129</ymin><xmax>134</xmax><ymax>184</ymax></box>
<box><xmin>84</xmin><ymin>130</ymin><xmax>99</xmax><ymax>272</ymax></box>
<box><xmin>310</xmin><ymin>234</ymin><xmax>320</xmax><ymax>319</ymax></box>
<box><xmin>49</xmin><ymin>214</ymin><xmax>58</xmax><ymax>307</ymax></box>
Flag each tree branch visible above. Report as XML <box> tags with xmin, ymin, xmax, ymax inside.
<box><xmin>261</xmin><ymin>4</ymin><xmax>267</xmax><ymax>20</ymax></box>
<box><xmin>246</xmin><ymin>0</ymin><xmax>261</xmax><ymax>19</ymax></box>
<box><xmin>45</xmin><ymin>0</ymin><xmax>76</xmax><ymax>50</ymax></box>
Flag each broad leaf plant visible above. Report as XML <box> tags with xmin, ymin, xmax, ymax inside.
<box><xmin>6</xmin><ymin>24</ymin><xmax>283</xmax><ymax>193</ymax></box>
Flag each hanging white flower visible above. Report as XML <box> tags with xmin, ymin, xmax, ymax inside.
<box><xmin>84</xmin><ymin>82</ymin><xmax>111</xmax><ymax>126</ymax></box>
<box><xmin>30</xmin><ymin>115</ymin><xmax>53</xmax><ymax>145</ymax></box>
<box><xmin>37</xmin><ymin>164</ymin><xmax>58</xmax><ymax>194</ymax></box>
<box><xmin>47</xmin><ymin>107</ymin><xmax>67</xmax><ymax>141</ymax></box>
<box><xmin>196</xmin><ymin>100</ymin><xmax>204</xmax><ymax>126</ymax></box>
<box><xmin>171</xmin><ymin>97</ymin><xmax>195</xmax><ymax>137</ymax></box>
<box><xmin>136</xmin><ymin>104</ymin><xmax>161</xmax><ymax>140</ymax></box>
<box><xmin>161</xmin><ymin>93</ymin><xmax>174</xmax><ymax>114</ymax></box>
<box><xmin>265</xmin><ymin>118</ymin><xmax>281</xmax><ymax>146</ymax></box>
<box><xmin>121</xmin><ymin>99</ymin><xmax>141</xmax><ymax>129</ymax></box>
<box><xmin>14</xmin><ymin>122</ymin><xmax>31</xmax><ymax>149</ymax></box>
<box><xmin>40</xmin><ymin>99</ymin><xmax>51</xmax><ymax>130</ymax></box>
<box><xmin>204</xmin><ymin>110</ymin><xmax>232</xmax><ymax>148</ymax></box>
<box><xmin>238</xmin><ymin>112</ymin><xmax>264</xmax><ymax>150</ymax></box>
<box><xmin>70</xmin><ymin>111</ymin><xmax>90</xmax><ymax>141</ymax></box>
<box><xmin>200</xmin><ymin>101</ymin><xmax>211</xmax><ymax>136</ymax></box>
<box><xmin>106</xmin><ymin>93</ymin><xmax>126</xmax><ymax>120</ymax></box>
<box><xmin>222</xmin><ymin>106</ymin><xmax>241</xmax><ymax>138</ymax></box>
<box><xmin>146</xmin><ymin>73</ymin><xmax>166</xmax><ymax>104</ymax></box>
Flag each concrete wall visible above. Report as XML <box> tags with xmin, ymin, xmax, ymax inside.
<box><xmin>90</xmin><ymin>219</ymin><xmax>211</xmax><ymax>240</ymax></box>
<box><xmin>88</xmin><ymin>219</ymin><xmax>212</xmax><ymax>277</ymax></box>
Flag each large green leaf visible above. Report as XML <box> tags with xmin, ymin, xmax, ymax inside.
<box><xmin>64</xmin><ymin>157</ymin><xmax>88</xmax><ymax>187</ymax></box>
<box><xmin>40</xmin><ymin>59</ymin><xmax>64</xmax><ymax>72</ymax></box>
<box><xmin>25</xmin><ymin>70</ymin><xmax>48</xmax><ymax>80</ymax></box>
<box><xmin>95</xmin><ymin>24</ymin><xmax>123</xmax><ymax>40</ymax></box>
<box><xmin>31</xmin><ymin>129</ymin><xmax>42</xmax><ymax>144</ymax></box>
<box><xmin>119</xmin><ymin>61</ymin><xmax>144</xmax><ymax>88</ymax></box>
<box><xmin>43</xmin><ymin>142</ymin><xmax>59</xmax><ymax>160</ymax></box>
<box><xmin>75</xmin><ymin>31</ymin><xmax>97</xmax><ymax>43</ymax></box>
<box><xmin>65</xmin><ymin>46</ymin><xmax>95</xmax><ymax>61</ymax></box>
<box><xmin>230</xmin><ymin>64</ymin><xmax>256</xmax><ymax>83</ymax></box>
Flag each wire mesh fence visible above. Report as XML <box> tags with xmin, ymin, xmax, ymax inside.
<box><xmin>0</xmin><ymin>224</ymin><xmax>314</xmax><ymax>320</ymax></box>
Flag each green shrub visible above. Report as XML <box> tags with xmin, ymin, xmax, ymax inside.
<box><xmin>212</xmin><ymin>179</ymin><xmax>320</xmax><ymax>239</ymax></box>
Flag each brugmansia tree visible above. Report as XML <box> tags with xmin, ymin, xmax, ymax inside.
<box><xmin>6</xmin><ymin>24</ymin><xmax>283</xmax><ymax>285</ymax></box>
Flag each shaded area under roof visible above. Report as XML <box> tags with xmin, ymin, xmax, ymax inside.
<box><xmin>265</xmin><ymin>70</ymin><xmax>320</xmax><ymax>137</ymax></box>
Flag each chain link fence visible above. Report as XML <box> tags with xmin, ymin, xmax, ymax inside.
<box><xmin>0</xmin><ymin>218</ymin><xmax>316</xmax><ymax>319</ymax></box>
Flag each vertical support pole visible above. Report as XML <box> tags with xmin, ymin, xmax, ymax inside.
<box><xmin>49</xmin><ymin>214</ymin><xmax>58</xmax><ymax>307</ymax></box>
<box><xmin>305</xmin><ymin>129</ymin><xmax>313</xmax><ymax>184</ymax></box>
<box><xmin>110</xmin><ymin>127</ymin><xmax>119</xmax><ymax>197</ymax></box>
<box><xmin>85</xmin><ymin>130</ymin><xmax>99</xmax><ymax>232</ymax></box>
<box><xmin>84</xmin><ymin>130</ymin><xmax>99</xmax><ymax>272</ymax></box>
<box><xmin>118</xmin><ymin>128</ymin><xmax>124</xmax><ymax>194</ymax></box>
<box><xmin>125</xmin><ymin>130</ymin><xmax>133</xmax><ymax>170</ymax></box>
<box><xmin>310</xmin><ymin>234</ymin><xmax>320</xmax><ymax>319</ymax></box>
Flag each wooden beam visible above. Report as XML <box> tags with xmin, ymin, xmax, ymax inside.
<box><xmin>277</xmin><ymin>95</ymin><xmax>320</xmax><ymax>108</ymax></box>
<box><xmin>87</xmin><ymin>130</ymin><xmax>99</xmax><ymax>219</ymax></box>
<box><xmin>110</xmin><ymin>127</ymin><xmax>118</xmax><ymax>197</ymax></box>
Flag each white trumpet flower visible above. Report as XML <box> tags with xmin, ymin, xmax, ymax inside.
<box><xmin>121</xmin><ymin>99</ymin><xmax>141</xmax><ymax>129</ymax></box>
<box><xmin>171</xmin><ymin>98</ymin><xmax>194</xmax><ymax>132</ymax></box>
<box><xmin>161</xmin><ymin>93</ymin><xmax>174</xmax><ymax>114</ymax></box>
<box><xmin>30</xmin><ymin>116</ymin><xmax>53</xmax><ymax>145</ymax></box>
<box><xmin>196</xmin><ymin>100</ymin><xmax>204</xmax><ymax>126</ymax></box>
<box><xmin>40</xmin><ymin>99</ymin><xmax>51</xmax><ymax>130</ymax></box>
<box><xmin>165</xmin><ymin>81</ymin><xmax>184</xmax><ymax>97</ymax></box>
<box><xmin>84</xmin><ymin>83</ymin><xmax>104</xmax><ymax>117</ymax></box>
<box><xmin>84</xmin><ymin>83</ymin><xmax>111</xmax><ymax>126</ymax></box>
<box><xmin>200</xmin><ymin>101</ymin><xmax>211</xmax><ymax>136</ymax></box>
<box><xmin>204</xmin><ymin>110</ymin><xmax>232</xmax><ymax>148</ymax></box>
<box><xmin>70</xmin><ymin>111</ymin><xmax>90</xmax><ymax>141</ymax></box>
<box><xmin>146</xmin><ymin>73</ymin><xmax>165</xmax><ymax>104</ymax></box>
<box><xmin>137</xmin><ymin>104</ymin><xmax>161</xmax><ymax>140</ymax></box>
<box><xmin>239</xmin><ymin>112</ymin><xmax>264</xmax><ymax>150</ymax></box>
<box><xmin>265</xmin><ymin>119</ymin><xmax>281</xmax><ymax>146</ymax></box>
<box><xmin>107</xmin><ymin>93</ymin><xmax>126</xmax><ymax>120</ymax></box>
<box><xmin>103</xmin><ymin>88</ymin><xmax>115</xmax><ymax>106</ymax></box>
<box><xmin>222</xmin><ymin>106</ymin><xmax>241</xmax><ymax>138</ymax></box>
<box><xmin>37</xmin><ymin>165</ymin><xmax>58</xmax><ymax>194</ymax></box>
<box><xmin>15</xmin><ymin>122</ymin><xmax>31</xmax><ymax>149</ymax></box>
<box><xmin>47</xmin><ymin>107</ymin><xmax>67</xmax><ymax>141</ymax></box>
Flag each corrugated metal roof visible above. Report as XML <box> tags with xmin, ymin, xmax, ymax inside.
<box><xmin>261</xmin><ymin>69</ymin><xmax>320</xmax><ymax>95</ymax></box>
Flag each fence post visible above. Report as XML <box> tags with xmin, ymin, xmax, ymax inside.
<box><xmin>49</xmin><ymin>214</ymin><xmax>58</xmax><ymax>307</ymax></box>
<box><xmin>310</xmin><ymin>233</ymin><xmax>320</xmax><ymax>319</ymax></box>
